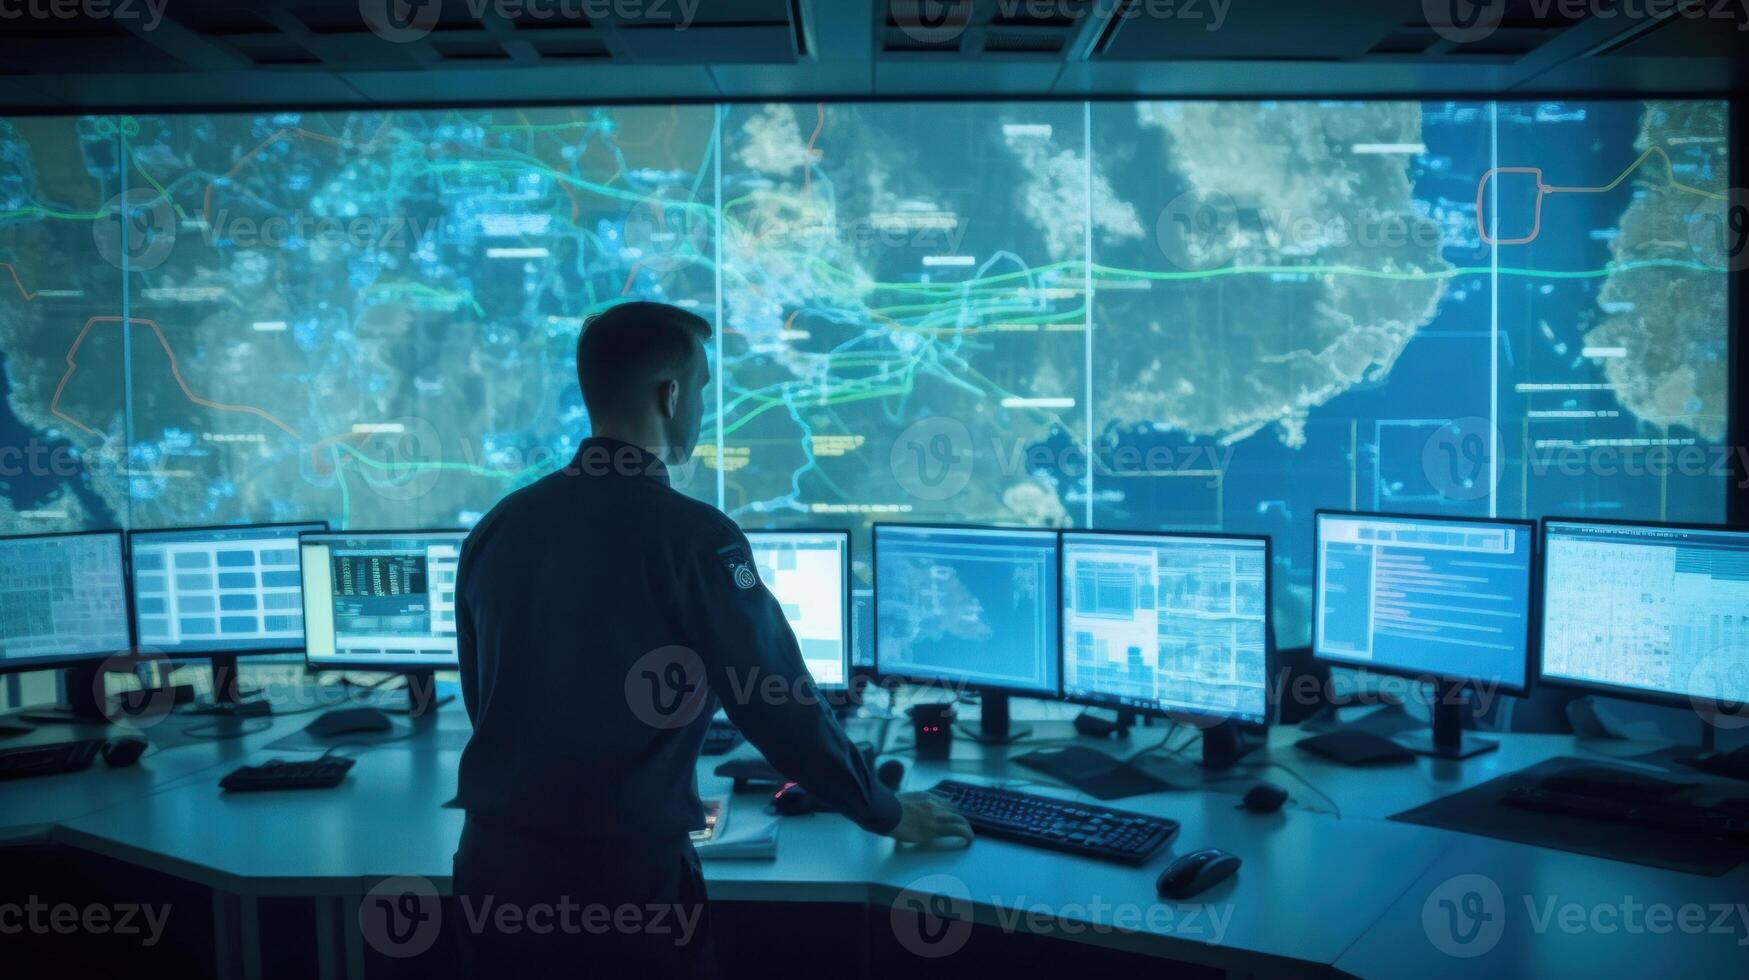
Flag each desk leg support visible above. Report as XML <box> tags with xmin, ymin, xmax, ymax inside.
<box><xmin>315</xmin><ymin>895</ymin><xmax>366</xmax><ymax>980</ymax></box>
<box><xmin>213</xmin><ymin>891</ymin><xmax>262</xmax><ymax>980</ymax></box>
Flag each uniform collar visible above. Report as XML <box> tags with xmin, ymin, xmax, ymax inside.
<box><xmin>568</xmin><ymin>437</ymin><xmax>671</xmax><ymax>487</ymax></box>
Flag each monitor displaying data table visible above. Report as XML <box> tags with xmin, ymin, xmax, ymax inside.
<box><xmin>1061</xmin><ymin>531</ymin><xmax>1271</xmax><ymax>725</ymax></box>
<box><xmin>299</xmin><ymin>531</ymin><xmax>465</xmax><ymax>670</ymax></box>
<box><xmin>129</xmin><ymin>523</ymin><xmax>325</xmax><ymax>655</ymax></box>
<box><xmin>1315</xmin><ymin>512</ymin><xmax>1535</xmax><ymax>693</ymax></box>
<box><xmin>746</xmin><ymin>530</ymin><xmax>850</xmax><ymax>688</ymax></box>
<box><xmin>0</xmin><ymin>531</ymin><xmax>131</xmax><ymax>671</ymax></box>
<box><xmin>1542</xmin><ymin>520</ymin><xmax>1749</xmax><ymax>708</ymax></box>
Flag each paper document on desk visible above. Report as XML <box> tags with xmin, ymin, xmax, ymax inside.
<box><xmin>693</xmin><ymin>797</ymin><xmax>779</xmax><ymax>860</ymax></box>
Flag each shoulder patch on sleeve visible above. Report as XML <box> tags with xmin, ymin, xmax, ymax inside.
<box><xmin>716</xmin><ymin>543</ymin><xmax>760</xmax><ymax>591</ymax></box>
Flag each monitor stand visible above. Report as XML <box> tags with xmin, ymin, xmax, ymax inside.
<box><xmin>374</xmin><ymin>670</ymin><xmax>454</xmax><ymax>720</ymax></box>
<box><xmin>1395</xmin><ymin>681</ymin><xmax>1498</xmax><ymax>759</ymax></box>
<box><xmin>185</xmin><ymin>654</ymin><xmax>272</xmax><ymax>717</ymax></box>
<box><xmin>959</xmin><ymin>692</ymin><xmax>1031</xmax><ymax>745</ymax></box>
<box><xmin>17</xmin><ymin>663</ymin><xmax>114</xmax><ymax>724</ymax></box>
<box><xmin>1198</xmin><ymin>720</ymin><xmax>1263</xmax><ymax>769</ymax></box>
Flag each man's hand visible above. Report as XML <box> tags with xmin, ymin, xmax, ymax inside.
<box><xmin>888</xmin><ymin>791</ymin><xmax>974</xmax><ymax>846</ymax></box>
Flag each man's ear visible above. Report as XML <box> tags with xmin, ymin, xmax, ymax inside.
<box><xmin>658</xmin><ymin>378</ymin><xmax>680</xmax><ymax>420</ymax></box>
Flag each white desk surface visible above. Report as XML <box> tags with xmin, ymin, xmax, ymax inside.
<box><xmin>25</xmin><ymin>701</ymin><xmax>1749</xmax><ymax>976</ymax></box>
<box><xmin>0</xmin><ymin>708</ymin><xmax>323</xmax><ymax>843</ymax></box>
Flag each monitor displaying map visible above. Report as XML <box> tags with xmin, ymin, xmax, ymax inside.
<box><xmin>0</xmin><ymin>100</ymin><xmax>1731</xmax><ymax>645</ymax></box>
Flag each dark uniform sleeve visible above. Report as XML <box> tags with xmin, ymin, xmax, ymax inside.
<box><xmin>455</xmin><ymin>534</ymin><xmax>481</xmax><ymax>725</ymax></box>
<box><xmin>679</xmin><ymin>525</ymin><xmax>902</xmax><ymax>835</ymax></box>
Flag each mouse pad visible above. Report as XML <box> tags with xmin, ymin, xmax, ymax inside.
<box><xmin>1389</xmin><ymin>757</ymin><xmax>1749</xmax><ymax>876</ymax></box>
<box><xmin>1012</xmin><ymin>745</ymin><xmax>1170</xmax><ymax>800</ymax></box>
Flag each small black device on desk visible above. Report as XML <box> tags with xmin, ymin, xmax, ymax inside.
<box><xmin>0</xmin><ymin>738</ymin><xmax>146</xmax><ymax>781</ymax></box>
<box><xmin>928</xmin><ymin>779</ymin><xmax>1178</xmax><ymax>865</ymax></box>
<box><xmin>1241</xmin><ymin>781</ymin><xmax>1288</xmax><ymax>814</ymax></box>
<box><xmin>909</xmin><ymin>703</ymin><xmax>954</xmax><ymax>759</ymax></box>
<box><xmin>1295</xmin><ymin>730</ymin><xmax>1415</xmax><ymax>766</ymax></box>
<box><xmin>306</xmin><ymin>707</ymin><xmax>393</xmax><ymax>738</ymax></box>
<box><xmin>221</xmin><ymin>756</ymin><xmax>357</xmax><ymax>792</ymax></box>
<box><xmin>1157</xmin><ymin>848</ymin><xmax>1241</xmax><ymax>899</ymax></box>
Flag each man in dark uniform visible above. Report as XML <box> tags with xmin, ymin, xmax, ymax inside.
<box><xmin>451</xmin><ymin>301</ymin><xmax>972</xmax><ymax>978</ymax></box>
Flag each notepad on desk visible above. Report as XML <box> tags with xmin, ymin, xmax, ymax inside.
<box><xmin>692</xmin><ymin>797</ymin><xmax>779</xmax><ymax>860</ymax></box>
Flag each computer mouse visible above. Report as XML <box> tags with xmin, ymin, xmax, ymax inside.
<box><xmin>878</xmin><ymin>758</ymin><xmax>906</xmax><ymax>791</ymax></box>
<box><xmin>1241</xmin><ymin>781</ymin><xmax>1288</xmax><ymax>814</ymax></box>
<box><xmin>101</xmin><ymin>737</ymin><xmax>148</xmax><ymax>767</ymax></box>
<box><xmin>306</xmin><ymin>707</ymin><xmax>393</xmax><ymax>738</ymax></box>
<box><xmin>772</xmin><ymin>781</ymin><xmax>816</xmax><ymax>816</ymax></box>
<box><xmin>1156</xmin><ymin>848</ymin><xmax>1241</xmax><ymax>899</ymax></box>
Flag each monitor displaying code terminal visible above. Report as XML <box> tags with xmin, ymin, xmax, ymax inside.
<box><xmin>129</xmin><ymin>523</ymin><xmax>326</xmax><ymax>655</ymax></box>
<box><xmin>874</xmin><ymin>524</ymin><xmax>1059</xmax><ymax>742</ymax></box>
<box><xmin>1314</xmin><ymin>512</ymin><xmax>1536</xmax><ymax>759</ymax></box>
<box><xmin>0</xmin><ymin>531</ymin><xmax>131</xmax><ymax>672</ymax></box>
<box><xmin>745</xmin><ymin>530</ymin><xmax>849</xmax><ymax>688</ymax></box>
<box><xmin>1061</xmin><ymin>532</ymin><xmax>1271</xmax><ymax>729</ymax></box>
<box><xmin>1541</xmin><ymin>520</ymin><xmax>1749</xmax><ymax>710</ymax></box>
<box><xmin>299</xmin><ymin>531</ymin><xmax>465</xmax><ymax>670</ymax></box>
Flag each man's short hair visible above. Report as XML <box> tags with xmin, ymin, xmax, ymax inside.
<box><xmin>575</xmin><ymin>302</ymin><xmax>712</xmax><ymax>420</ymax></box>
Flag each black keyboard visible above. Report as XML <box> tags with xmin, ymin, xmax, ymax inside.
<box><xmin>930</xmin><ymin>779</ymin><xmax>1178</xmax><ymax>865</ymax></box>
<box><xmin>701</xmin><ymin>720</ymin><xmax>745</xmax><ymax>756</ymax></box>
<box><xmin>1503</xmin><ymin>785</ymin><xmax>1749</xmax><ymax>839</ymax></box>
<box><xmin>0</xmin><ymin>739</ymin><xmax>103</xmax><ymax>781</ymax></box>
<box><xmin>221</xmin><ymin>757</ymin><xmax>356</xmax><ymax>792</ymax></box>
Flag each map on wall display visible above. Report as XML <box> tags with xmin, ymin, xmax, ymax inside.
<box><xmin>0</xmin><ymin>100</ymin><xmax>1732</xmax><ymax>644</ymax></box>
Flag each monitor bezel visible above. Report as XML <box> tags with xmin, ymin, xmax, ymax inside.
<box><xmin>743</xmin><ymin>527</ymin><xmax>852</xmax><ymax>691</ymax></box>
<box><xmin>126</xmin><ymin>520</ymin><xmax>330</xmax><ymax>659</ymax></box>
<box><xmin>0</xmin><ymin>528</ymin><xmax>135</xmax><ymax>674</ymax></box>
<box><xmin>296</xmin><ymin>527</ymin><xmax>468</xmax><ymax>673</ymax></box>
<box><xmin>1311</xmin><ymin>509</ymin><xmax>1539</xmax><ymax>699</ymax></box>
<box><xmin>1537</xmin><ymin>515</ymin><xmax>1749</xmax><ymax>711</ymax></box>
<box><xmin>871</xmin><ymin>522</ymin><xmax>1063</xmax><ymax>700</ymax></box>
<box><xmin>1057</xmin><ymin>527</ymin><xmax>1275</xmax><ymax>728</ymax></box>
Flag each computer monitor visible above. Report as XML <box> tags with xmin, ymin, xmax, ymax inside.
<box><xmin>1061</xmin><ymin>530</ymin><xmax>1271</xmax><ymax>767</ymax></box>
<box><xmin>0</xmin><ymin>531</ymin><xmax>131</xmax><ymax>719</ymax></box>
<box><xmin>1541</xmin><ymin>520</ymin><xmax>1749</xmax><ymax>737</ymax></box>
<box><xmin>745</xmin><ymin>530</ymin><xmax>850</xmax><ymax>689</ymax></box>
<box><xmin>128</xmin><ymin>522</ymin><xmax>327</xmax><ymax>709</ymax></box>
<box><xmin>1314</xmin><ymin>511</ymin><xmax>1537</xmax><ymax>759</ymax></box>
<box><xmin>873</xmin><ymin>524</ymin><xmax>1060</xmax><ymax>742</ymax></box>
